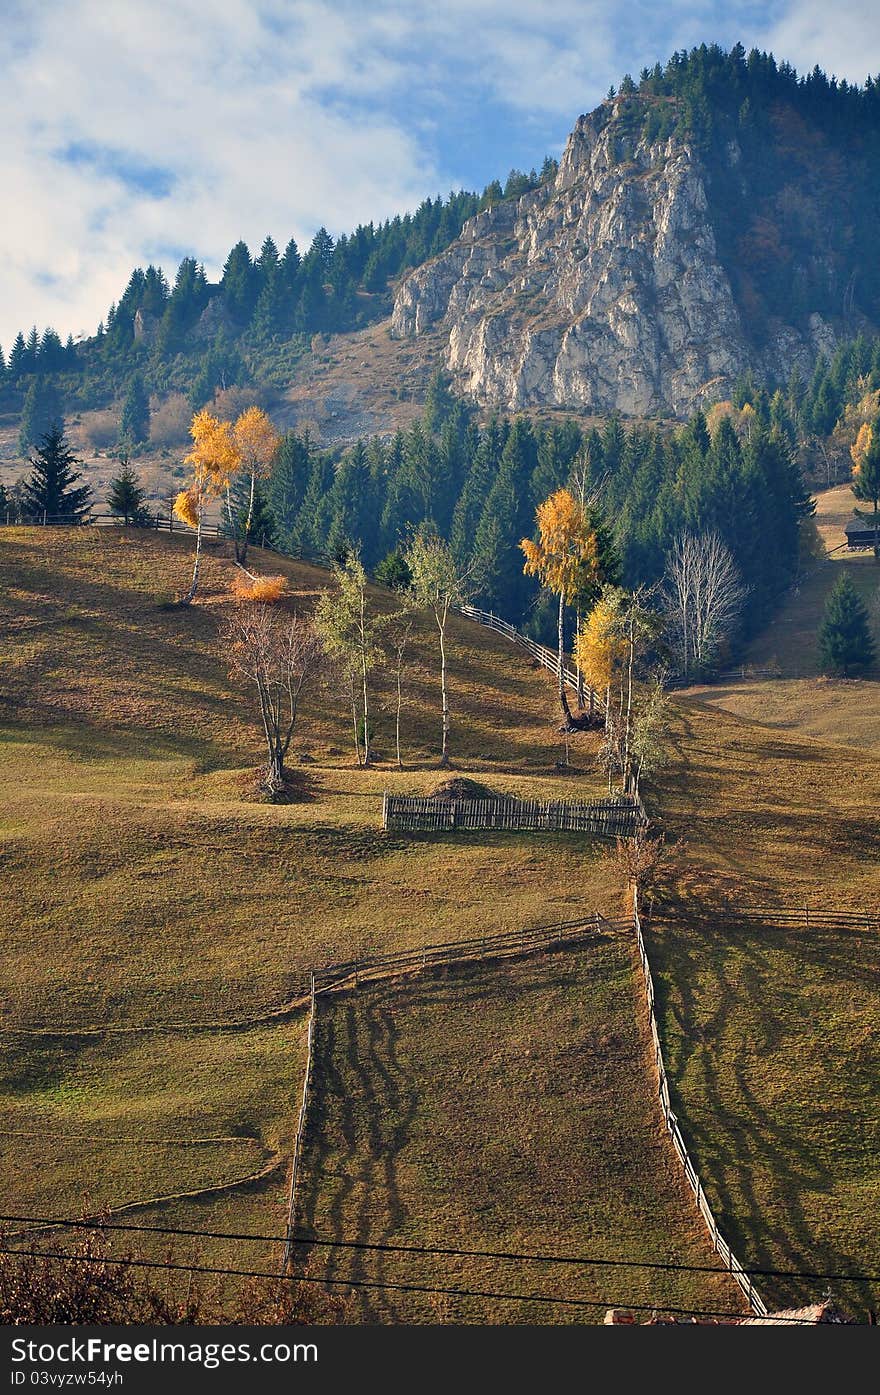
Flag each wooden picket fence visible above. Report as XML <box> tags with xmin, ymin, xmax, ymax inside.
<box><xmin>382</xmin><ymin>792</ymin><xmax>644</xmax><ymax>837</ymax></box>
<box><xmin>281</xmin><ymin>911</ymin><xmax>629</xmax><ymax>1274</ymax></box>
<box><xmin>632</xmin><ymin>888</ymin><xmax>768</xmax><ymax>1317</ymax></box>
<box><xmin>457</xmin><ymin>602</ymin><xmax>603</xmax><ymax>711</ymax></box>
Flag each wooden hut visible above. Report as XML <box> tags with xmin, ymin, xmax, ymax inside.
<box><xmin>844</xmin><ymin>515</ymin><xmax>879</xmax><ymax>549</ymax></box>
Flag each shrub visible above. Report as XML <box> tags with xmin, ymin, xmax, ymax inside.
<box><xmin>230</xmin><ymin>573</ymin><xmax>289</xmax><ymax>603</ymax></box>
<box><xmin>149</xmin><ymin>392</ymin><xmax>191</xmax><ymax>447</ymax></box>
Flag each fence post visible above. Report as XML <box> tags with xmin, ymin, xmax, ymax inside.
<box><xmin>382</xmin><ymin>791</ymin><xmax>388</xmax><ymax>830</ymax></box>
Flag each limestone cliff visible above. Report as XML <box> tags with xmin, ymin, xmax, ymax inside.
<box><xmin>391</xmin><ymin>103</ymin><xmax>839</xmax><ymax>418</ymax></box>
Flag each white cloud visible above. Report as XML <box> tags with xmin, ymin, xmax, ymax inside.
<box><xmin>761</xmin><ymin>0</ymin><xmax>880</xmax><ymax>83</ymax></box>
<box><xmin>2</xmin><ymin>0</ymin><xmax>878</xmax><ymax>352</ymax></box>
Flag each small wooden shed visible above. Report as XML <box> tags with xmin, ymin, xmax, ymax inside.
<box><xmin>844</xmin><ymin>515</ymin><xmax>879</xmax><ymax>549</ymax></box>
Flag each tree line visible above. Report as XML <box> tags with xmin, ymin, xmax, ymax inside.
<box><xmin>0</xmin><ymin>161</ymin><xmax>558</xmax><ymax>422</ymax></box>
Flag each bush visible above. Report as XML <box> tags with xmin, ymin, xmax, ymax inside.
<box><xmin>374</xmin><ymin>549</ymin><xmax>412</xmax><ymax>591</ymax></box>
<box><xmin>149</xmin><ymin>392</ymin><xmax>191</xmax><ymax>447</ymax></box>
<box><xmin>230</xmin><ymin>573</ymin><xmax>289</xmax><ymax>602</ymax></box>
<box><xmin>81</xmin><ymin>410</ymin><xmax>120</xmax><ymax>450</ymax></box>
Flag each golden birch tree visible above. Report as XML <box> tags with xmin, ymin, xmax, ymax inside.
<box><xmin>175</xmin><ymin>410</ymin><xmax>239</xmax><ymax>605</ymax></box>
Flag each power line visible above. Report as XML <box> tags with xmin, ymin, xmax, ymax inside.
<box><xmin>0</xmin><ymin>1242</ymin><xmax>826</xmax><ymax>1323</ymax></box>
<box><xmin>1</xmin><ymin>1213</ymin><xmax>878</xmax><ymax>1285</ymax></box>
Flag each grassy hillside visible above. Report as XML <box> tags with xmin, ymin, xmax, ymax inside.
<box><xmin>0</xmin><ymin>526</ymin><xmax>635</xmax><ymax>1306</ymax></box>
<box><xmin>688</xmin><ymin>485</ymin><xmax>880</xmax><ymax>752</ymax></box>
<box><xmin>645</xmin><ymin>698</ymin><xmax>880</xmax><ymax>1316</ymax></box>
<box><xmin>294</xmin><ymin>944</ymin><xmax>746</xmax><ymax>1323</ymax></box>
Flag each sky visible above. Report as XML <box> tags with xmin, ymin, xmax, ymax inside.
<box><xmin>2</xmin><ymin>0</ymin><xmax>880</xmax><ymax>352</ymax></box>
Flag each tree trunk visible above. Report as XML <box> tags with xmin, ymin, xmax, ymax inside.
<box><xmin>264</xmin><ymin>747</ymin><xmax>285</xmax><ymax>798</ymax></box>
<box><xmin>438</xmin><ymin>608</ymin><xmax>450</xmax><ymax>765</ymax></box>
<box><xmin>557</xmin><ymin>591</ymin><xmax>574</xmax><ymax>728</ymax></box>
<box><xmin>575</xmin><ymin>610</ymin><xmax>585</xmax><ymax>710</ymax></box>
<box><xmin>360</xmin><ymin>588</ymin><xmax>371</xmax><ymax>765</ymax></box>
<box><xmin>396</xmin><ymin>663</ymin><xmax>403</xmax><ymax>769</ymax></box>
<box><xmin>240</xmin><ymin>469</ymin><xmax>257</xmax><ymax>567</ymax></box>
<box><xmin>623</xmin><ymin>611</ymin><xmax>635</xmax><ymax>793</ymax></box>
<box><xmin>350</xmin><ymin>674</ymin><xmax>362</xmax><ymax>767</ymax></box>
<box><xmin>180</xmin><ymin>510</ymin><xmax>203</xmax><ymax>606</ymax></box>
<box><xmin>874</xmin><ymin>499</ymin><xmax>878</xmax><ymax>564</ymax></box>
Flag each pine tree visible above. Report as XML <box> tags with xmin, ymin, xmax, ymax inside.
<box><xmin>19</xmin><ymin>378</ymin><xmax>64</xmax><ymax>453</ymax></box>
<box><xmin>22</xmin><ymin>423</ymin><xmax>92</xmax><ymax>521</ymax></box>
<box><xmin>8</xmin><ymin>332</ymin><xmax>27</xmax><ymax>379</ymax></box>
<box><xmin>220</xmin><ymin>241</ymin><xmax>258</xmax><ymax>325</ymax></box>
<box><xmin>221</xmin><ymin>475</ymin><xmax>277</xmax><ymax>548</ymax></box>
<box><xmin>119</xmin><ymin>372</ymin><xmax>150</xmax><ymax>446</ymax></box>
<box><xmin>851</xmin><ymin>417</ymin><xmax>880</xmax><ymax>560</ymax></box>
<box><xmin>818</xmin><ymin>573</ymin><xmax>875</xmax><ymax>675</ymax></box>
<box><xmin>107</xmin><ymin>457</ymin><xmax>148</xmax><ymax>524</ymax></box>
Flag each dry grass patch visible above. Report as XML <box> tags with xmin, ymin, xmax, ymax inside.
<box><xmin>292</xmin><ymin>941</ymin><xmax>746</xmax><ymax>1323</ymax></box>
<box><xmin>643</xmin><ymin>698</ymin><xmax>880</xmax><ymax>1317</ymax></box>
<box><xmin>0</xmin><ymin>528</ymin><xmax>621</xmax><ymax>1285</ymax></box>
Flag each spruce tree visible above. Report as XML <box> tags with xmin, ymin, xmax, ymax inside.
<box><xmin>852</xmin><ymin>419</ymin><xmax>880</xmax><ymax>561</ymax></box>
<box><xmin>818</xmin><ymin>573</ymin><xmax>875</xmax><ymax>675</ymax></box>
<box><xmin>119</xmin><ymin>372</ymin><xmax>150</xmax><ymax>446</ymax></box>
<box><xmin>107</xmin><ymin>457</ymin><xmax>148</xmax><ymax>524</ymax></box>
<box><xmin>22</xmin><ymin>423</ymin><xmax>91</xmax><ymax>521</ymax></box>
<box><xmin>221</xmin><ymin>476</ymin><xmax>277</xmax><ymax>549</ymax></box>
<box><xmin>19</xmin><ymin>378</ymin><xmax>64</xmax><ymax>453</ymax></box>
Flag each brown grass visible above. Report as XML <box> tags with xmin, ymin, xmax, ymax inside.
<box><xmin>294</xmin><ymin>944</ymin><xmax>747</xmax><ymax>1323</ymax></box>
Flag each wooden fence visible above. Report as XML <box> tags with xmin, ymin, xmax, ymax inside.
<box><xmin>632</xmin><ymin>888</ymin><xmax>768</xmax><ymax>1317</ymax></box>
<box><xmin>382</xmin><ymin>792</ymin><xmax>645</xmax><ymax>837</ymax></box>
<box><xmin>281</xmin><ymin>911</ymin><xmax>630</xmax><ymax>1274</ymax></box>
<box><xmin>457</xmin><ymin>602</ymin><xmax>603</xmax><ymax>711</ymax></box>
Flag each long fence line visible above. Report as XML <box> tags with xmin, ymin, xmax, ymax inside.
<box><xmin>632</xmin><ymin>889</ymin><xmax>768</xmax><ymax>1317</ymax></box>
<box><xmin>382</xmin><ymin>792</ymin><xmax>644</xmax><ymax>837</ymax></box>
<box><xmin>456</xmin><ymin>602</ymin><xmax>603</xmax><ymax>711</ymax></box>
<box><xmin>455</xmin><ymin>603</ymin><xmax>770</xmax><ymax>1317</ymax></box>
<box><xmin>281</xmin><ymin>912</ymin><xmax>629</xmax><ymax>1275</ymax></box>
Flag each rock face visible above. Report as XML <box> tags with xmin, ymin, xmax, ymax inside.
<box><xmin>391</xmin><ymin>105</ymin><xmax>838</xmax><ymax>418</ymax></box>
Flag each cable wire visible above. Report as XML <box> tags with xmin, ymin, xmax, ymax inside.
<box><xmin>1</xmin><ymin>1212</ymin><xmax>877</xmax><ymax>1285</ymax></box>
<box><xmin>0</xmin><ymin>1242</ymin><xmax>827</xmax><ymax>1323</ymax></box>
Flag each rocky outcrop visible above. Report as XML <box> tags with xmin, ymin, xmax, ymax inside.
<box><xmin>391</xmin><ymin>104</ymin><xmax>838</xmax><ymax>418</ymax></box>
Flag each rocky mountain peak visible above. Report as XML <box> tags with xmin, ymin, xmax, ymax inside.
<box><xmin>391</xmin><ymin>100</ymin><xmax>838</xmax><ymax>419</ymax></box>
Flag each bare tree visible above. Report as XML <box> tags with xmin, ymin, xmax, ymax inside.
<box><xmin>664</xmin><ymin>532</ymin><xmax>746</xmax><ymax>679</ymax></box>
<box><xmin>381</xmin><ymin>610</ymin><xmax>413</xmax><ymax>769</ymax></box>
<box><xmin>220</xmin><ymin>604</ymin><xmax>322</xmax><ymax>797</ymax></box>
<box><xmin>404</xmin><ymin>528</ymin><xmax>472</xmax><ymax>765</ymax></box>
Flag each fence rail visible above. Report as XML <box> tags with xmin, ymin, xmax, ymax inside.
<box><xmin>281</xmin><ymin>911</ymin><xmax>628</xmax><ymax>1273</ymax></box>
<box><xmin>383</xmin><ymin>792</ymin><xmax>644</xmax><ymax>837</ymax></box>
<box><xmin>456</xmin><ymin>602</ymin><xmax>603</xmax><ymax>712</ymax></box>
<box><xmin>632</xmin><ymin>889</ymin><xmax>768</xmax><ymax>1318</ymax></box>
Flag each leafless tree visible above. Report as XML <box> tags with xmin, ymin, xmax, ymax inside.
<box><xmin>664</xmin><ymin>532</ymin><xmax>746</xmax><ymax>679</ymax></box>
<box><xmin>220</xmin><ymin>603</ymin><xmax>322</xmax><ymax>796</ymax></box>
<box><xmin>405</xmin><ymin>528</ymin><xmax>473</xmax><ymax>765</ymax></box>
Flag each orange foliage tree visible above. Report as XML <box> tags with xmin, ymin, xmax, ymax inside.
<box><xmin>520</xmin><ymin>488</ymin><xmax>609</xmax><ymax>728</ymax></box>
<box><xmin>230</xmin><ymin>407</ymin><xmax>279</xmax><ymax>565</ymax></box>
<box><xmin>175</xmin><ymin>410</ymin><xmax>239</xmax><ymax>604</ymax></box>
<box><xmin>851</xmin><ymin>419</ymin><xmax>880</xmax><ymax>561</ymax></box>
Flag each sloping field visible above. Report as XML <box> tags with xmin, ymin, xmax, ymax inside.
<box><xmin>0</xmin><ymin>527</ymin><xmax>622</xmax><ymax>1294</ymax></box>
<box><xmin>293</xmin><ymin>942</ymin><xmax>746</xmax><ymax>1323</ymax></box>
<box><xmin>645</xmin><ymin>698</ymin><xmax>880</xmax><ymax>1316</ymax></box>
<box><xmin>688</xmin><ymin>485</ymin><xmax>880</xmax><ymax>752</ymax></box>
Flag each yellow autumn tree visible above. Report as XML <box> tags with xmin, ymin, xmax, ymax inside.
<box><xmin>230</xmin><ymin>407</ymin><xmax>279</xmax><ymax>565</ymax></box>
<box><xmin>575</xmin><ymin>585</ymin><xmax>664</xmax><ymax>795</ymax></box>
<box><xmin>574</xmin><ymin>590</ymin><xmax>626</xmax><ymax>697</ymax></box>
<box><xmin>851</xmin><ymin>418</ymin><xmax>880</xmax><ymax>560</ymax></box>
<box><xmin>175</xmin><ymin>410</ymin><xmax>240</xmax><ymax>604</ymax></box>
<box><xmin>521</xmin><ymin>488</ymin><xmax>604</xmax><ymax>728</ymax></box>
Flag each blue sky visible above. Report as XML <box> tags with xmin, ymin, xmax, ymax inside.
<box><xmin>1</xmin><ymin>0</ymin><xmax>879</xmax><ymax>351</ymax></box>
